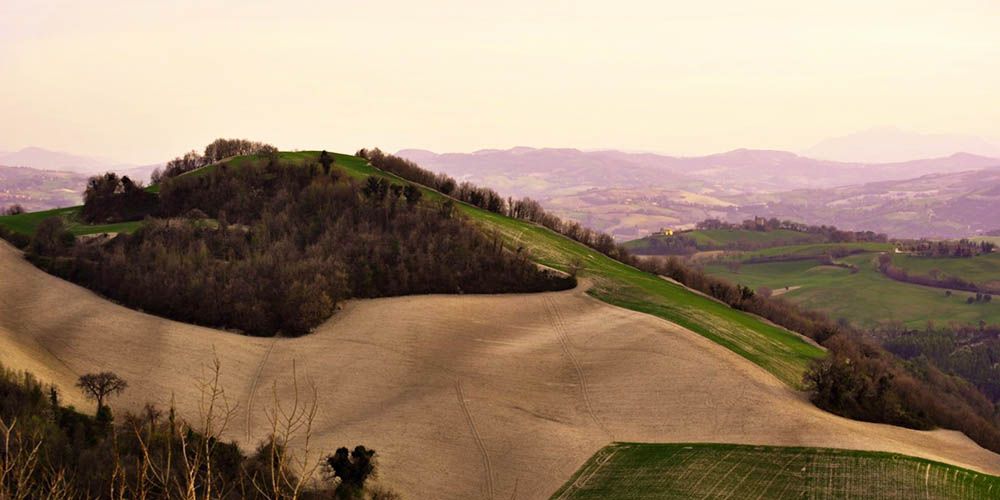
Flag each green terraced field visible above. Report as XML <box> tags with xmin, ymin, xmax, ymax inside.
<box><xmin>892</xmin><ymin>253</ymin><xmax>1000</xmax><ymax>289</ymax></box>
<box><xmin>552</xmin><ymin>443</ymin><xmax>1000</xmax><ymax>499</ymax></box>
<box><xmin>707</xmin><ymin>254</ymin><xmax>1000</xmax><ymax>328</ymax></box>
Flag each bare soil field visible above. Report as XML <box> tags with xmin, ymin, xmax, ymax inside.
<box><xmin>1</xmin><ymin>241</ymin><xmax>998</xmax><ymax>499</ymax></box>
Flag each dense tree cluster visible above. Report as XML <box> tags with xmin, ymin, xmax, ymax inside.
<box><xmin>152</xmin><ymin>138</ymin><xmax>278</xmax><ymax>183</ymax></box>
<box><xmin>881</xmin><ymin>323</ymin><xmax>1000</xmax><ymax>402</ymax></box>
<box><xmin>357</xmin><ymin>148</ymin><xmax>632</xmax><ymax>262</ymax></box>
<box><xmin>81</xmin><ymin>172</ymin><xmax>159</xmax><ymax>223</ymax></box>
<box><xmin>896</xmin><ymin>239</ymin><xmax>995</xmax><ymax>258</ymax></box>
<box><xmin>32</xmin><ymin>157</ymin><xmax>573</xmax><ymax>336</ymax></box>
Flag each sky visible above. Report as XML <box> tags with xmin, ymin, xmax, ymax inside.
<box><xmin>2</xmin><ymin>0</ymin><xmax>999</xmax><ymax>165</ymax></box>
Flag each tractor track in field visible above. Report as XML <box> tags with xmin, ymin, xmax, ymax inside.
<box><xmin>455</xmin><ymin>380</ymin><xmax>496</xmax><ymax>500</ymax></box>
<box><xmin>245</xmin><ymin>337</ymin><xmax>277</xmax><ymax>441</ymax></box>
<box><xmin>545</xmin><ymin>295</ymin><xmax>613</xmax><ymax>441</ymax></box>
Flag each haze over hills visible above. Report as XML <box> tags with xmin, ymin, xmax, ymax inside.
<box><xmin>729</xmin><ymin>166</ymin><xmax>1000</xmax><ymax>239</ymax></box>
<box><xmin>0</xmin><ymin>146</ymin><xmax>160</xmax><ymax>182</ymax></box>
<box><xmin>0</xmin><ymin>166</ymin><xmax>89</xmax><ymax>212</ymax></box>
<box><xmin>804</xmin><ymin>127</ymin><xmax>1000</xmax><ymax>163</ymax></box>
<box><xmin>398</xmin><ymin>147</ymin><xmax>1000</xmax><ymax>240</ymax></box>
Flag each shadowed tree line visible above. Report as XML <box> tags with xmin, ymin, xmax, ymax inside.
<box><xmin>26</xmin><ymin>156</ymin><xmax>573</xmax><ymax>336</ymax></box>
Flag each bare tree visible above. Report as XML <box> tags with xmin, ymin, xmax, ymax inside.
<box><xmin>76</xmin><ymin>372</ymin><xmax>128</xmax><ymax>413</ymax></box>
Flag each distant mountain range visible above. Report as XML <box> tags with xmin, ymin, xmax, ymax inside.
<box><xmin>803</xmin><ymin>128</ymin><xmax>1000</xmax><ymax>163</ymax></box>
<box><xmin>399</xmin><ymin>147</ymin><xmax>999</xmax><ymax>196</ymax></box>
<box><xmin>0</xmin><ymin>147</ymin><xmax>160</xmax><ymax>181</ymax></box>
<box><xmin>398</xmin><ymin>147</ymin><xmax>1000</xmax><ymax>240</ymax></box>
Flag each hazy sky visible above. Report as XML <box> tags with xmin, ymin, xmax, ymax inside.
<box><xmin>2</xmin><ymin>0</ymin><xmax>999</xmax><ymax>164</ymax></box>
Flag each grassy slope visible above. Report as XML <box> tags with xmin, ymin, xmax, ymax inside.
<box><xmin>893</xmin><ymin>253</ymin><xmax>1000</xmax><ymax>287</ymax></box>
<box><xmin>707</xmin><ymin>254</ymin><xmax>1000</xmax><ymax>328</ymax></box>
<box><xmin>552</xmin><ymin>443</ymin><xmax>1000</xmax><ymax>499</ymax></box>
<box><xmin>0</xmin><ymin>206</ymin><xmax>142</xmax><ymax>236</ymax></box>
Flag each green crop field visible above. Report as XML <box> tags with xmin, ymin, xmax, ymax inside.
<box><xmin>0</xmin><ymin>206</ymin><xmax>142</xmax><ymax>236</ymax></box>
<box><xmin>706</xmin><ymin>253</ymin><xmax>1000</xmax><ymax>328</ymax></box>
<box><xmin>743</xmin><ymin>241</ymin><xmax>894</xmax><ymax>260</ymax></box>
<box><xmin>0</xmin><ymin>151</ymin><xmax>825</xmax><ymax>388</ymax></box>
<box><xmin>892</xmin><ymin>253</ymin><xmax>1000</xmax><ymax>288</ymax></box>
<box><xmin>552</xmin><ymin>443</ymin><xmax>1000</xmax><ymax>499</ymax></box>
<box><xmin>687</xmin><ymin>228</ymin><xmax>826</xmax><ymax>247</ymax></box>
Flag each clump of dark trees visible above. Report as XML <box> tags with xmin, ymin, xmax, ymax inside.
<box><xmin>151</xmin><ymin>138</ymin><xmax>279</xmax><ymax>183</ymax></box>
<box><xmin>27</xmin><ymin>156</ymin><xmax>573</xmax><ymax>336</ymax></box>
<box><xmin>0</xmin><ymin>364</ymin><xmax>383</xmax><ymax>498</ymax></box>
<box><xmin>81</xmin><ymin>172</ymin><xmax>159</xmax><ymax>223</ymax></box>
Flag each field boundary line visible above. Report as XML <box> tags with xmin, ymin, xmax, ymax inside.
<box><xmin>455</xmin><ymin>380</ymin><xmax>496</xmax><ymax>500</ymax></box>
<box><xmin>553</xmin><ymin>445</ymin><xmax>621</xmax><ymax>500</ymax></box>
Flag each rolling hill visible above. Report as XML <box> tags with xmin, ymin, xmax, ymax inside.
<box><xmin>4</xmin><ymin>151</ymin><xmax>1000</xmax><ymax>498</ymax></box>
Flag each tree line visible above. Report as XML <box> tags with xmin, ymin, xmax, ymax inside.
<box><xmin>28</xmin><ymin>156</ymin><xmax>573</xmax><ymax>336</ymax></box>
<box><xmin>152</xmin><ymin>138</ymin><xmax>278</xmax><ymax>183</ymax></box>
<box><xmin>895</xmin><ymin>239</ymin><xmax>995</xmax><ymax>258</ymax></box>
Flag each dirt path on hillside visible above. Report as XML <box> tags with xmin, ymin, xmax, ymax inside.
<box><xmin>772</xmin><ymin>285</ymin><xmax>803</xmax><ymax>297</ymax></box>
<box><xmin>1</xmin><ymin>241</ymin><xmax>998</xmax><ymax>499</ymax></box>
